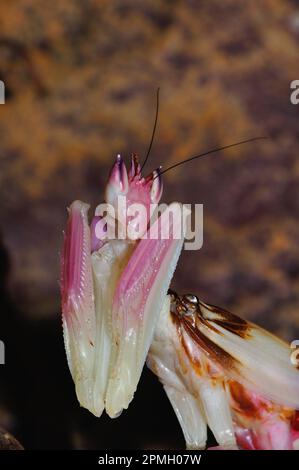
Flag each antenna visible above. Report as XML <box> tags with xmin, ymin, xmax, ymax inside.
<box><xmin>141</xmin><ymin>87</ymin><xmax>160</xmax><ymax>171</ymax></box>
<box><xmin>156</xmin><ymin>136</ymin><xmax>267</xmax><ymax>178</ymax></box>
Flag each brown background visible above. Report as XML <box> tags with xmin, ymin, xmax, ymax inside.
<box><xmin>0</xmin><ymin>0</ymin><xmax>298</xmax><ymax>449</ymax></box>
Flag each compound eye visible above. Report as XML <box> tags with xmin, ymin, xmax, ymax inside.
<box><xmin>180</xmin><ymin>294</ymin><xmax>199</xmax><ymax>316</ymax></box>
<box><xmin>183</xmin><ymin>294</ymin><xmax>198</xmax><ymax>305</ymax></box>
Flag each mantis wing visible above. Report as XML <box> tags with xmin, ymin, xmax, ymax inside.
<box><xmin>183</xmin><ymin>301</ymin><xmax>299</xmax><ymax>410</ymax></box>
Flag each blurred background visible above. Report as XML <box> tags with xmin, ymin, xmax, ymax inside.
<box><xmin>0</xmin><ymin>0</ymin><xmax>299</xmax><ymax>449</ymax></box>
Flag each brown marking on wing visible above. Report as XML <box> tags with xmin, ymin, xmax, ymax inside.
<box><xmin>171</xmin><ymin>311</ymin><xmax>203</xmax><ymax>375</ymax></box>
<box><xmin>181</xmin><ymin>333</ymin><xmax>203</xmax><ymax>376</ymax></box>
<box><xmin>198</xmin><ymin>301</ymin><xmax>251</xmax><ymax>339</ymax></box>
<box><xmin>229</xmin><ymin>380</ymin><xmax>294</xmax><ymax>423</ymax></box>
<box><xmin>229</xmin><ymin>380</ymin><xmax>263</xmax><ymax>419</ymax></box>
<box><xmin>181</xmin><ymin>315</ymin><xmax>240</xmax><ymax>373</ymax></box>
<box><xmin>175</xmin><ymin>320</ymin><xmax>190</xmax><ymax>375</ymax></box>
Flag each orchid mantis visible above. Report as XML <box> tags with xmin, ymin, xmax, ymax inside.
<box><xmin>61</xmin><ymin>153</ymin><xmax>299</xmax><ymax>450</ymax></box>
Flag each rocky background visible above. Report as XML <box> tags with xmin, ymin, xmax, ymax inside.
<box><xmin>0</xmin><ymin>0</ymin><xmax>298</xmax><ymax>449</ymax></box>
